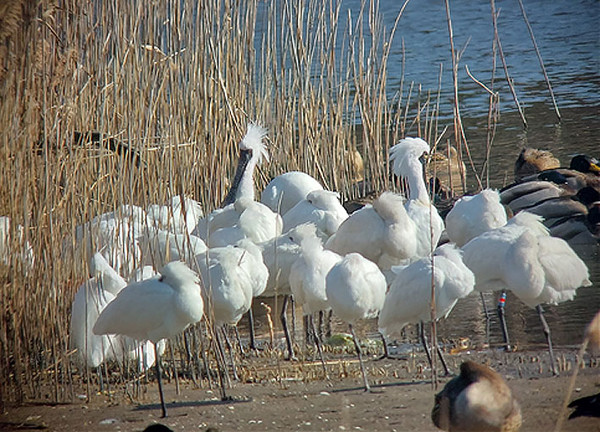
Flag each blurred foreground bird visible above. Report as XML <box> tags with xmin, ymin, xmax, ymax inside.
<box><xmin>568</xmin><ymin>392</ymin><xmax>600</xmax><ymax>420</ymax></box>
<box><xmin>93</xmin><ymin>261</ymin><xmax>204</xmax><ymax>417</ymax></box>
<box><xmin>432</xmin><ymin>361</ymin><xmax>522</xmax><ymax>432</ymax></box>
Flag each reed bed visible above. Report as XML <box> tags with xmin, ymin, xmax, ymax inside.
<box><xmin>0</xmin><ymin>0</ymin><xmax>453</xmax><ymax>405</ymax></box>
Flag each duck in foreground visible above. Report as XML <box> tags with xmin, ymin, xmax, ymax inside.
<box><xmin>432</xmin><ymin>361</ymin><xmax>522</xmax><ymax>432</ymax></box>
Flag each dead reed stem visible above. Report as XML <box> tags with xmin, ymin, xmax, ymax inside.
<box><xmin>490</xmin><ymin>0</ymin><xmax>527</xmax><ymax>129</ymax></box>
<box><xmin>1</xmin><ymin>0</ymin><xmax>437</xmax><ymax>405</ymax></box>
<box><xmin>517</xmin><ymin>0</ymin><xmax>561</xmax><ymax>122</ymax></box>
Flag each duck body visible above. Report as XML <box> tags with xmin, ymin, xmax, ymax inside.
<box><xmin>432</xmin><ymin>361</ymin><xmax>522</xmax><ymax>432</ymax></box>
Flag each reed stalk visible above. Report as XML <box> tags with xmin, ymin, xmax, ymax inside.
<box><xmin>490</xmin><ymin>0</ymin><xmax>527</xmax><ymax>129</ymax></box>
<box><xmin>517</xmin><ymin>0</ymin><xmax>561</xmax><ymax>122</ymax></box>
<box><xmin>1</xmin><ymin>0</ymin><xmax>436</xmax><ymax>404</ymax></box>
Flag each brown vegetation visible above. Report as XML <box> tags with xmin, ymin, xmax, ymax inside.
<box><xmin>0</xmin><ymin>0</ymin><xmax>467</xmax><ymax>407</ymax></box>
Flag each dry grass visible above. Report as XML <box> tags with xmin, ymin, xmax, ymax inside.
<box><xmin>0</xmin><ymin>0</ymin><xmax>453</xmax><ymax>405</ymax></box>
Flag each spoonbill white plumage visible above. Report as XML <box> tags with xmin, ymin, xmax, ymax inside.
<box><xmin>326</xmin><ymin>252</ymin><xmax>386</xmax><ymax>391</ymax></box>
<box><xmin>431</xmin><ymin>361</ymin><xmax>522</xmax><ymax>432</ymax></box>
<box><xmin>257</xmin><ymin>223</ymin><xmax>328</xmax><ymax>359</ymax></box>
<box><xmin>138</xmin><ymin>228</ymin><xmax>207</xmax><ymax>268</ymax></box>
<box><xmin>445</xmin><ymin>189</ymin><xmax>508</xmax><ymax>247</ymax></box>
<box><xmin>0</xmin><ymin>216</ymin><xmax>35</xmax><ymax>271</ymax></box>
<box><xmin>261</xmin><ymin>171</ymin><xmax>324</xmax><ymax>215</ymax></box>
<box><xmin>93</xmin><ymin>261</ymin><xmax>204</xmax><ymax>417</ymax></box>
<box><xmin>221</xmin><ymin>123</ymin><xmax>269</xmax><ymax>206</ymax></box>
<box><xmin>71</xmin><ymin>252</ymin><xmax>129</xmax><ymax>368</ymax></box>
<box><xmin>389</xmin><ymin>137</ymin><xmax>445</xmax><ymax>257</ymax></box>
<box><xmin>72</xmin><ymin>253</ymin><xmax>162</xmax><ymax>371</ymax></box>
<box><xmin>193</xmin><ymin>123</ymin><xmax>272</xmax><ymax>244</ymax></box>
<box><xmin>443</xmin><ymin>189</ymin><xmax>509</xmax><ymax>342</ymax></box>
<box><xmin>378</xmin><ymin>243</ymin><xmax>475</xmax><ymax>373</ymax></box>
<box><xmin>70</xmin><ymin>278</ymin><xmax>121</xmax><ymax>368</ymax></box>
<box><xmin>461</xmin><ymin>211</ymin><xmax>592</xmax><ymax>374</ymax></box>
<box><xmin>289</xmin><ymin>224</ymin><xmax>342</xmax><ymax>373</ymax></box>
<box><xmin>282</xmin><ymin>189</ymin><xmax>348</xmax><ymax>238</ymax></box>
<box><xmin>196</xmin><ymin>240</ymin><xmax>268</xmax><ymax>328</ymax></box>
<box><xmin>325</xmin><ymin>191</ymin><xmax>418</xmax><ymax>271</ymax></box>
<box><xmin>290</xmin><ymin>224</ymin><xmax>342</xmax><ymax>315</ymax></box>
<box><xmin>146</xmin><ymin>195</ymin><xmax>204</xmax><ymax>235</ymax></box>
<box><xmin>71</xmin><ymin>204</ymin><xmax>146</xmax><ymax>278</ymax></box>
<box><xmin>195</xmin><ymin>239</ymin><xmax>268</xmax><ymax>372</ymax></box>
<box><xmin>206</xmin><ymin>198</ymin><xmax>282</xmax><ymax>248</ymax></box>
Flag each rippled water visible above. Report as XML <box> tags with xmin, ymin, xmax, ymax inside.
<box><xmin>354</xmin><ymin>0</ymin><xmax>599</xmax><ymax>116</ymax></box>
<box><xmin>251</xmin><ymin>1</ymin><xmax>599</xmax><ymax>350</ymax></box>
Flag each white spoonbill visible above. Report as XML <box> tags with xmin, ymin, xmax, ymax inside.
<box><xmin>138</xmin><ymin>228</ymin><xmax>207</xmax><ymax>268</ymax></box>
<box><xmin>282</xmin><ymin>189</ymin><xmax>348</xmax><ymax>238</ymax></box>
<box><xmin>378</xmin><ymin>243</ymin><xmax>475</xmax><ymax>374</ymax></box>
<box><xmin>461</xmin><ymin>212</ymin><xmax>592</xmax><ymax>374</ymax></box>
<box><xmin>431</xmin><ymin>360</ymin><xmax>522</xmax><ymax>432</ymax></box>
<box><xmin>261</xmin><ymin>171</ymin><xmax>324</xmax><ymax>215</ymax></box>
<box><xmin>196</xmin><ymin>240</ymin><xmax>268</xmax><ymax>328</ymax></box>
<box><xmin>221</xmin><ymin>123</ymin><xmax>269</xmax><ymax>206</ymax></box>
<box><xmin>257</xmin><ymin>224</ymin><xmax>325</xmax><ymax>359</ymax></box>
<box><xmin>146</xmin><ymin>195</ymin><xmax>204</xmax><ymax>235</ymax></box>
<box><xmin>0</xmin><ymin>215</ymin><xmax>35</xmax><ymax>272</ymax></box>
<box><xmin>289</xmin><ymin>224</ymin><xmax>342</xmax><ymax>373</ymax></box>
<box><xmin>195</xmin><ymin>239</ymin><xmax>268</xmax><ymax>374</ymax></box>
<box><xmin>206</xmin><ymin>197</ymin><xmax>282</xmax><ymax>248</ymax></box>
<box><xmin>326</xmin><ymin>253</ymin><xmax>386</xmax><ymax>392</ymax></box>
<box><xmin>443</xmin><ymin>189</ymin><xmax>508</xmax><ymax>343</ymax></box>
<box><xmin>93</xmin><ymin>261</ymin><xmax>204</xmax><ymax>417</ymax></box>
<box><xmin>71</xmin><ymin>204</ymin><xmax>146</xmax><ymax>278</ymax></box>
<box><xmin>389</xmin><ymin>137</ymin><xmax>445</xmax><ymax>257</ymax></box>
<box><xmin>325</xmin><ymin>191</ymin><xmax>418</xmax><ymax>272</ymax></box>
<box><xmin>445</xmin><ymin>189</ymin><xmax>508</xmax><ymax>247</ymax></box>
<box><xmin>71</xmin><ymin>253</ymin><xmax>161</xmax><ymax>370</ymax></box>
<box><xmin>70</xmin><ymin>272</ymin><xmax>123</xmax><ymax>367</ymax></box>
<box><xmin>193</xmin><ymin>123</ymin><xmax>270</xmax><ymax>242</ymax></box>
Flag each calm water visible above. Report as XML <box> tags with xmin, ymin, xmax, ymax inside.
<box><xmin>253</xmin><ymin>1</ymin><xmax>600</xmax><ymax>350</ymax></box>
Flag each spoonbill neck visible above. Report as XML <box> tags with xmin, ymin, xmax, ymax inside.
<box><xmin>405</xmin><ymin>163</ymin><xmax>430</xmax><ymax>204</ymax></box>
<box><xmin>222</xmin><ymin>149</ymin><xmax>253</xmax><ymax>206</ymax></box>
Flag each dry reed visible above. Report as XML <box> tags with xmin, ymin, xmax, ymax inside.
<box><xmin>0</xmin><ymin>0</ymin><xmax>441</xmax><ymax>405</ymax></box>
<box><xmin>0</xmin><ymin>0</ymin><xmax>496</xmax><ymax>407</ymax></box>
